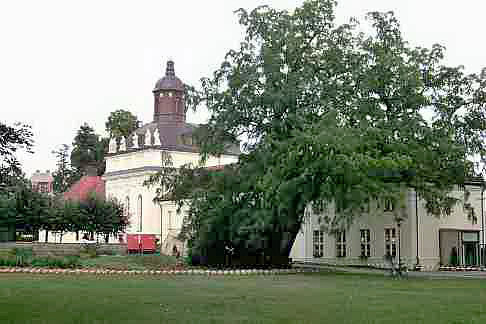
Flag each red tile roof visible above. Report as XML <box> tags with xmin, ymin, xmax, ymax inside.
<box><xmin>63</xmin><ymin>175</ymin><xmax>105</xmax><ymax>201</ymax></box>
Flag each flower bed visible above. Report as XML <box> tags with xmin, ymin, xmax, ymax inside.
<box><xmin>0</xmin><ymin>267</ymin><xmax>318</xmax><ymax>276</ymax></box>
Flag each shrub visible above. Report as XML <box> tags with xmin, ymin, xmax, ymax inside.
<box><xmin>12</xmin><ymin>248</ymin><xmax>33</xmax><ymax>267</ymax></box>
<box><xmin>81</xmin><ymin>243</ymin><xmax>99</xmax><ymax>258</ymax></box>
<box><xmin>0</xmin><ymin>258</ymin><xmax>18</xmax><ymax>267</ymax></box>
<box><xmin>64</xmin><ymin>256</ymin><xmax>81</xmax><ymax>268</ymax></box>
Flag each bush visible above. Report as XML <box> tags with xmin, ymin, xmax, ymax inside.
<box><xmin>0</xmin><ymin>258</ymin><xmax>17</xmax><ymax>267</ymax></box>
<box><xmin>64</xmin><ymin>256</ymin><xmax>81</xmax><ymax>268</ymax></box>
<box><xmin>31</xmin><ymin>257</ymin><xmax>80</xmax><ymax>269</ymax></box>
<box><xmin>81</xmin><ymin>243</ymin><xmax>99</xmax><ymax>258</ymax></box>
<box><xmin>12</xmin><ymin>247</ymin><xmax>33</xmax><ymax>267</ymax></box>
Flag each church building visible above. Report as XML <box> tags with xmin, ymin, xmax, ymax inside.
<box><xmin>102</xmin><ymin>61</ymin><xmax>239</xmax><ymax>253</ymax></box>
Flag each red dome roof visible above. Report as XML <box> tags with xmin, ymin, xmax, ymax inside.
<box><xmin>153</xmin><ymin>60</ymin><xmax>184</xmax><ymax>92</ymax></box>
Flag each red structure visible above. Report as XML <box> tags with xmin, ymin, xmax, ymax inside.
<box><xmin>63</xmin><ymin>175</ymin><xmax>105</xmax><ymax>201</ymax></box>
<box><xmin>126</xmin><ymin>234</ymin><xmax>157</xmax><ymax>254</ymax></box>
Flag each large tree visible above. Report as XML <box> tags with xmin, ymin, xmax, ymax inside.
<box><xmin>0</xmin><ymin>122</ymin><xmax>33</xmax><ymax>186</ymax></box>
<box><xmin>147</xmin><ymin>1</ymin><xmax>486</xmax><ymax>264</ymax></box>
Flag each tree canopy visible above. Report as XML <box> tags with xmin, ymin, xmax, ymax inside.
<box><xmin>105</xmin><ymin>109</ymin><xmax>141</xmax><ymax>139</ymax></box>
<box><xmin>70</xmin><ymin>123</ymin><xmax>106</xmax><ymax>179</ymax></box>
<box><xmin>0</xmin><ymin>181</ymin><xmax>128</xmax><ymax>242</ymax></box>
<box><xmin>52</xmin><ymin>144</ymin><xmax>75</xmax><ymax>194</ymax></box>
<box><xmin>146</xmin><ymin>0</ymin><xmax>486</xmax><ymax>263</ymax></box>
<box><xmin>0</xmin><ymin>122</ymin><xmax>33</xmax><ymax>186</ymax></box>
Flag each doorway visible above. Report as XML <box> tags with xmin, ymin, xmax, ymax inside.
<box><xmin>463</xmin><ymin>242</ymin><xmax>479</xmax><ymax>266</ymax></box>
<box><xmin>462</xmin><ymin>232</ymin><xmax>480</xmax><ymax>266</ymax></box>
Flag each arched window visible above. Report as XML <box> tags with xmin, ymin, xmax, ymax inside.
<box><xmin>137</xmin><ymin>195</ymin><xmax>143</xmax><ymax>232</ymax></box>
<box><xmin>125</xmin><ymin>196</ymin><xmax>130</xmax><ymax>216</ymax></box>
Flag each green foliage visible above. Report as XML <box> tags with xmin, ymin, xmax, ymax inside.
<box><xmin>147</xmin><ymin>0</ymin><xmax>486</xmax><ymax>263</ymax></box>
<box><xmin>70</xmin><ymin>123</ymin><xmax>106</xmax><ymax>178</ymax></box>
<box><xmin>81</xmin><ymin>243</ymin><xmax>99</xmax><ymax>258</ymax></box>
<box><xmin>0</xmin><ymin>122</ymin><xmax>33</xmax><ymax>183</ymax></box>
<box><xmin>30</xmin><ymin>257</ymin><xmax>81</xmax><ymax>269</ymax></box>
<box><xmin>0</xmin><ymin>248</ymin><xmax>81</xmax><ymax>268</ymax></box>
<box><xmin>0</xmin><ymin>182</ymin><xmax>128</xmax><ymax>241</ymax></box>
<box><xmin>51</xmin><ymin>144</ymin><xmax>76</xmax><ymax>194</ymax></box>
<box><xmin>105</xmin><ymin>109</ymin><xmax>141</xmax><ymax>139</ymax></box>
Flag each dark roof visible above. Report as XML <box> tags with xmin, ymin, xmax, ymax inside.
<box><xmin>153</xmin><ymin>61</ymin><xmax>184</xmax><ymax>92</ymax></box>
<box><xmin>106</xmin><ymin>121</ymin><xmax>240</xmax><ymax>156</ymax></box>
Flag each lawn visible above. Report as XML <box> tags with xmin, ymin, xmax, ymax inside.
<box><xmin>0</xmin><ymin>272</ymin><xmax>484</xmax><ymax>323</ymax></box>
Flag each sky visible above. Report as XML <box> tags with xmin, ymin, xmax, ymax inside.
<box><xmin>1</xmin><ymin>0</ymin><xmax>485</xmax><ymax>178</ymax></box>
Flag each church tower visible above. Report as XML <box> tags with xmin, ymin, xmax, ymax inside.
<box><xmin>153</xmin><ymin>60</ymin><xmax>186</xmax><ymax>124</ymax></box>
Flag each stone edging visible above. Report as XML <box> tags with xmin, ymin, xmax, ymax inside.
<box><xmin>0</xmin><ymin>268</ymin><xmax>320</xmax><ymax>276</ymax></box>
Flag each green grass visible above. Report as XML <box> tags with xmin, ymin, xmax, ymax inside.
<box><xmin>0</xmin><ymin>272</ymin><xmax>484</xmax><ymax>323</ymax></box>
<box><xmin>79</xmin><ymin>255</ymin><xmax>178</xmax><ymax>270</ymax></box>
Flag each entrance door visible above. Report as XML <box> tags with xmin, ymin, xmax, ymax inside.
<box><xmin>462</xmin><ymin>232</ymin><xmax>480</xmax><ymax>266</ymax></box>
<box><xmin>463</xmin><ymin>242</ymin><xmax>478</xmax><ymax>266</ymax></box>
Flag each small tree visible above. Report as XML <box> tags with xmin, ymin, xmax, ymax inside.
<box><xmin>105</xmin><ymin>109</ymin><xmax>141</xmax><ymax>140</ymax></box>
<box><xmin>52</xmin><ymin>144</ymin><xmax>75</xmax><ymax>194</ymax></box>
<box><xmin>77</xmin><ymin>193</ymin><xmax>128</xmax><ymax>241</ymax></box>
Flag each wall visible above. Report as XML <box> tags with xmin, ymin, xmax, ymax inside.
<box><xmin>291</xmin><ymin>185</ymin><xmax>484</xmax><ymax>271</ymax></box>
<box><xmin>105</xmin><ymin>149</ymin><xmax>238</xmax><ymax>174</ymax></box>
<box><xmin>290</xmin><ymin>200</ymin><xmax>414</xmax><ymax>268</ymax></box>
<box><xmin>103</xmin><ymin>149</ymin><xmax>237</xmax><ymax>246</ymax></box>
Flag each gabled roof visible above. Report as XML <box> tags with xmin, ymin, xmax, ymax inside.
<box><xmin>63</xmin><ymin>175</ymin><xmax>105</xmax><ymax>201</ymax></box>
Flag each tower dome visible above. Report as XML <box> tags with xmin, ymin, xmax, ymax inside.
<box><xmin>153</xmin><ymin>60</ymin><xmax>186</xmax><ymax>124</ymax></box>
<box><xmin>153</xmin><ymin>60</ymin><xmax>184</xmax><ymax>92</ymax></box>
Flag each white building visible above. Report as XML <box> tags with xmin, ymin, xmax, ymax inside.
<box><xmin>290</xmin><ymin>182</ymin><xmax>485</xmax><ymax>271</ymax></box>
<box><xmin>102</xmin><ymin>61</ymin><xmax>239</xmax><ymax>253</ymax></box>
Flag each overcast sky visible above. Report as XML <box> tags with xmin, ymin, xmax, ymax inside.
<box><xmin>1</xmin><ymin>0</ymin><xmax>485</xmax><ymax>178</ymax></box>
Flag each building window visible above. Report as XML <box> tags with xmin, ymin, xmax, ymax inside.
<box><xmin>125</xmin><ymin>196</ymin><xmax>130</xmax><ymax>216</ymax></box>
<box><xmin>137</xmin><ymin>195</ymin><xmax>142</xmax><ymax>232</ymax></box>
<box><xmin>38</xmin><ymin>182</ymin><xmax>49</xmax><ymax>193</ymax></box>
<box><xmin>384</xmin><ymin>228</ymin><xmax>397</xmax><ymax>257</ymax></box>
<box><xmin>384</xmin><ymin>200</ymin><xmax>395</xmax><ymax>212</ymax></box>
<box><xmin>336</xmin><ymin>231</ymin><xmax>346</xmax><ymax>257</ymax></box>
<box><xmin>313</xmin><ymin>230</ymin><xmax>324</xmax><ymax>258</ymax></box>
<box><xmin>360</xmin><ymin>229</ymin><xmax>371</xmax><ymax>257</ymax></box>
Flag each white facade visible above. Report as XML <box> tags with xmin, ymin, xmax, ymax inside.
<box><xmin>290</xmin><ymin>185</ymin><xmax>485</xmax><ymax>271</ymax></box>
<box><xmin>103</xmin><ymin>148</ymin><xmax>238</xmax><ymax>253</ymax></box>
